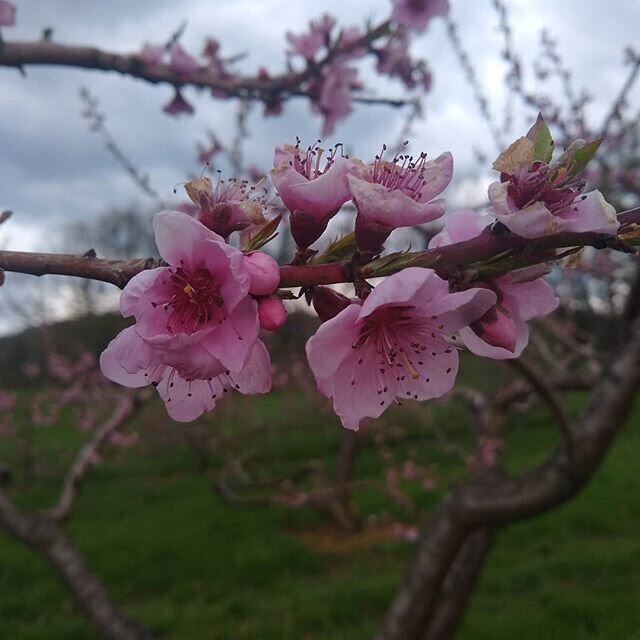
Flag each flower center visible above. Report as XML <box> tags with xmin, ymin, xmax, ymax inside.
<box><xmin>355</xmin><ymin>306</ymin><xmax>426</xmax><ymax>380</ymax></box>
<box><xmin>507</xmin><ymin>163</ymin><xmax>586</xmax><ymax>213</ymax></box>
<box><xmin>156</xmin><ymin>266</ymin><xmax>224</xmax><ymax>334</ymax></box>
<box><xmin>291</xmin><ymin>138</ymin><xmax>344</xmax><ymax>180</ymax></box>
<box><xmin>372</xmin><ymin>144</ymin><xmax>430</xmax><ymax>202</ymax></box>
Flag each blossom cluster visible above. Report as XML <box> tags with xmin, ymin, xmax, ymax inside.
<box><xmin>134</xmin><ymin>0</ymin><xmax>448</xmax><ymax>135</ymax></box>
<box><xmin>101</xmin><ymin>117</ymin><xmax>619</xmax><ymax>429</ymax></box>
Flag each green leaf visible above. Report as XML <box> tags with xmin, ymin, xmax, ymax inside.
<box><xmin>244</xmin><ymin>214</ymin><xmax>282</xmax><ymax>251</ymax></box>
<box><xmin>364</xmin><ymin>250</ymin><xmax>440</xmax><ymax>277</ymax></box>
<box><xmin>568</xmin><ymin>138</ymin><xmax>602</xmax><ymax>177</ymax></box>
<box><xmin>530</xmin><ymin>115</ymin><xmax>554</xmax><ymax>163</ymax></box>
<box><xmin>314</xmin><ymin>232</ymin><xmax>357</xmax><ymax>264</ymax></box>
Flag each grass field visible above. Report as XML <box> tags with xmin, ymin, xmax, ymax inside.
<box><xmin>0</xmin><ymin>384</ymin><xmax>639</xmax><ymax>639</ymax></box>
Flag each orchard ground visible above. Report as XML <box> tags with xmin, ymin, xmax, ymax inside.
<box><xmin>1</xmin><ymin>367</ymin><xmax>639</xmax><ymax>639</ymax></box>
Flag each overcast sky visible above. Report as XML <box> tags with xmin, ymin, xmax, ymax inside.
<box><xmin>0</xmin><ymin>0</ymin><xmax>638</xmax><ymax>334</ymax></box>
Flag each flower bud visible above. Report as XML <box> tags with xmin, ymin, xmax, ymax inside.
<box><xmin>245</xmin><ymin>251</ymin><xmax>280</xmax><ymax>296</ymax></box>
<box><xmin>312</xmin><ymin>286</ymin><xmax>351</xmax><ymax>322</ymax></box>
<box><xmin>469</xmin><ymin>308</ymin><xmax>517</xmax><ymax>353</ymax></box>
<box><xmin>258</xmin><ymin>296</ymin><xmax>287</xmax><ymax>331</ymax></box>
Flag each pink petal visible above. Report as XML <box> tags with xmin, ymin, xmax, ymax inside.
<box><xmin>359</xmin><ymin>268</ymin><xmax>446</xmax><ymax>320</ymax></box>
<box><xmin>306</xmin><ymin>304</ymin><xmax>362</xmax><ymax>381</ymax></box>
<box><xmin>557</xmin><ymin>190</ymin><xmax>619</xmax><ymax>235</ymax></box>
<box><xmin>330</xmin><ymin>342</ymin><xmax>394</xmax><ymax>430</ymax></box>
<box><xmin>426</xmin><ymin>288</ymin><xmax>497</xmax><ymax>332</ymax></box>
<box><xmin>459</xmin><ymin>315</ymin><xmax>529</xmax><ymax>360</ymax></box>
<box><xmin>429</xmin><ymin>209</ymin><xmax>491</xmax><ymax>247</ymax></box>
<box><xmin>500</xmin><ymin>277</ymin><xmax>559</xmax><ymax>321</ymax></box>
<box><xmin>100</xmin><ymin>327</ymin><xmax>159</xmax><ymax>387</ymax></box>
<box><xmin>419</xmin><ymin>152</ymin><xmax>454</xmax><ymax>202</ymax></box>
<box><xmin>202</xmin><ymin>297</ymin><xmax>260</xmax><ymax>371</ymax></box>
<box><xmin>231</xmin><ymin>341</ymin><xmax>272</xmax><ymax>394</ymax></box>
<box><xmin>153</xmin><ymin>210</ymin><xmax>225</xmax><ymax>266</ymax></box>
<box><xmin>120</xmin><ymin>267</ymin><xmax>166</xmax><ymax>318</ymax></box>
<box><xmin>157</xmin><ymin>373</ymin><xmax>224</xmax><ymax>422</ymax></box>
<box><xmin>348</xmin><ymin>175</ymin><xmax>445</xmax><ymax>228</ymax></box>
<box><xmin>270</xmin><ymin>155</ymin><xmax>357</xmax><ymax>220</ymax></box>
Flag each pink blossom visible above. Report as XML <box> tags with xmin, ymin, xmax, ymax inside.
<box><xmin>258</xmin><ymin>297</ymin><xmax>287</xmax><ymax>331</ymax></box>
<box><xmin>489</xmin><ymin>181</ymin><xmax>618</xmax><ymax>239</ymax></box>
<box><xmin>271</xmin><ymin>140</ymin><xmax>362</xmax><ymax>247</ymax></box>
<box><xmin>100</xmin><ymin>211</ymin><xmax>271</xmax><ymax>422</ymax></box>
<box><xmin>0</xmin><ymin>391</ymin><xmax>15</xmax><ymax>412</ymax></box>
<box><xmin>374</xmin><ymin>33</ymin><xmax>432</xmax><ymax>90</ymax></box>
<box><xmin>286</xmin><ymin>29</ymin><xmax>325</xmax><ymax>59</ymax></box>
<box><xmin>244</xmin><ymin>251</ymin><xmax>280</xmax><ymax>296</ymax></box>
<box><xmin>0</xmin><ymin>1</ymin><xmax>15</xmax><ymax>27</ymax></box>
<box><xmin>306</xmin><ymin>267</ymin><xmax>496</xmax><ymax>429</ymax></box>
<box><xmin>348</xmin><ymin>147</ymin><xmax>452</xmax><ymax>251</ymax></box>
<box><xmin>169</xmin><ymin>43</ymin><xmax>200</xmax><ymax>76</ymax></box>
<box><xmin>391</xmin><ymin>0</ymin><xmax>449</xmax><ymax>32</ymax></box>
<box><xmin>430</xmin><ymin>209</ymin><xmax>559</xmax><ymax>358</ymax></box>
<box><xmin>140</xmin><ymin>43</ymin><xmax>165</xmax><ymax>67</ymax></box>
<box><xmin>316</xmin><ymin>63</ymin><xmax>360</xmax><ymax>136</ymax></box>
<box><xmin>184</xmin><ymin>175</ymin><xmax>266</xmax><ymax>238</ymax></box>
<box><xmin>162</xmin><ymin>90</ymin><xmax>195</xmax><ymax>116</ymax></box>
<box><xmin>286</xmin><ymin>14</ymin><xmax>336</xmax><ymax>58</ymax></box>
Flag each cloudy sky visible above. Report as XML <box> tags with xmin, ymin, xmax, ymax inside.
<box><xmin>0</xmin><ymin>0</ymin><xmax>637</xmax><ymax>333</ymax></box>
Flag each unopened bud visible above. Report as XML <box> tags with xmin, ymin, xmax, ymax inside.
<box><xmin>312</xmin><ymin>286</ymin><xmax>351</xmax><ymax>322</ymax></box>
<box><xmin>245</xmin><ymin>251</ymin><xmax>280</xmax><ymax>295</ymax></box>
<box><xmin>470</xmin><ymin>308</ymin><xmax>517</xmax><ymax>353</ymax></box>
<box><xmin>258</xmin><ymin>296</ymin><xmax>287</xmax><ymax>331</ymax></box>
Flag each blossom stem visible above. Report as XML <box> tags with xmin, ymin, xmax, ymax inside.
<box><xmin>1</xmin><ymin>207</ymin><xmax>638</xmax><ymax>290</ymax></box>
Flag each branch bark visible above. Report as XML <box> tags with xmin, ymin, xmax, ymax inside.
<box><xmin>1</xmin><ymin>207</ymin><xmax>638</xmax><ymax>290</ymax></box>
<box><xmin>0</xmin><ymin>21</ymin><xmax>392</xmax><ymax>101</ymax></box>
<box><xmin>48</xmin><ymin>394</ymin><xmax>142</xmax><ymax>522</ymax></box>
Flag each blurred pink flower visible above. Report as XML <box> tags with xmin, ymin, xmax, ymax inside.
<box><xmin>430</xmin><ymin>209</ymin><xmax>559</xmax><ymax>358</ymax></box>
<box><xmin>317</xmin><ymin>63</ymin><xmax>360</xmax><ymax>136</ymax></box>
<box><xmin>0</xmin><ymin>391</ymin><xmax>16</xmax><ymax>412</ymax></box>
<box><xmin>0</xmin><ymin>1</ymin><xmax>16</xmax><ymax>27</ymax></box>
<box><xmin>162</xmin><ymin>89</ymin><xmax>195</xmax><ymax>116</ymax></box>
<box><xmin>306</xmin><ymin>267</ymin><xmax>495</xmax><ymax>429</ymax></box>
<box><xmin>140</xmin><ymin>43</ymin><xmax>165</xmax><ymax>67</ymax></box>
<box><xmin>169</xmin><ymin>43</ymin><xmax>200</xmax><ymax>75</ymax></box>
<box><xmin>100</xmin><ymin>211</ymin><xmax>271</xmax><ymax>422</ymax></box>
<box><xmin>391</xmin><ymin>0</ymin><xmax>449</xmax><ymax>32</ymax></box>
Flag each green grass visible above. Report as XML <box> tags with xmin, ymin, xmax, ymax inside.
<box><xmin>0</xmin><ymin>384</ymin><xmax>639</xmax><ymax>639</ymax></box>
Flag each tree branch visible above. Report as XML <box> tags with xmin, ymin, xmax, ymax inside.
<box><xmin>47</xmin><ymin>394</ymin><xmax>142</xmax><ymax>523</ymax></box>
<box><xmin>377</xmin><ymin>312</ymin><xmax>640</xmax><ymax>639</ymax></box>
<box><xmin>0</xmin><ymin>20</ymin><xmax>394</xmax><ymax>103</ymax></box>
<box><xmin>0</xmin><ymin>490</ymin><xmax>154</xmax><ymax>640</ymax></box>
<box><xmin>1</xmin><ymin>207</ymin><xmax>638</xmax><ymax>290</ymax></box>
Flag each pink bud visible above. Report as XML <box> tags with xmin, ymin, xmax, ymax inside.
<box><xmin>312</xmin><ymin>286</ymin><xmax>351</xmax><ymax>321</ymax></box>
<box><xmin>245</xmin><ymin>251</ymin><xmax>280</xmax><ymax>295</ymax></box>
<box><xmin>258</xmin><ymin>297</ymin><xmax>287</xmax><ymax>331</ymax></box>
<box><xmin>470</xmin><ymin>307</ymin><xmax>517</xmax><ymax>353</ymax></box>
